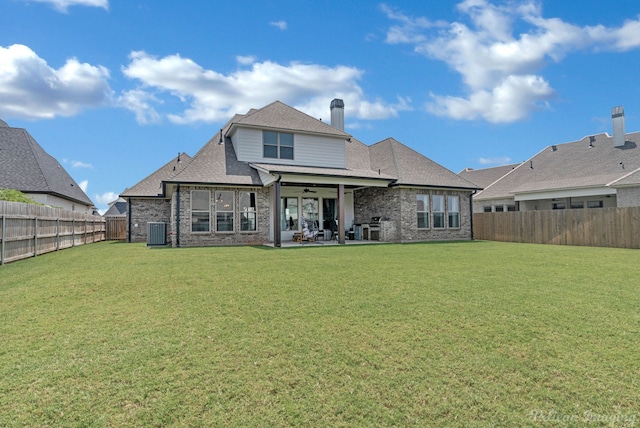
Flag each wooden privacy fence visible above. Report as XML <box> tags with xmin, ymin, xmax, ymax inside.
<box><xmin>0</xmin><ymin>201</ymin><xmax>106</xmax><ymax>265</ymax></box>
<box><xmin>105</xmin><ymin>217</ymin><xmax>126</xmax><ymax>240</ymax></box>
<box><xmin>473</xmin><ymin>207</ymin><xmax>640</xmax><ymax>249</ymax></box>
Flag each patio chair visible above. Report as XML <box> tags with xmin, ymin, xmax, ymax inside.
<box><xmin>300</xmin><ymin>216</ymin><xmax>321</xmax><ymax>243</ymax></box>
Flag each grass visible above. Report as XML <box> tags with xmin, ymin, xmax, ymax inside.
<box><xmin>1</xmin><ymin>241</ymin><xmax>639</xmax><ymax>427</ymax></box>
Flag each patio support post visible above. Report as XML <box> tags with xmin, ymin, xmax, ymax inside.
<box><xmin>337</xmin><ymin>184</ymin><xmax>345</xmax><ymax>244</ymax></box>
<box><xmin>274</xmin><ymin>179</ymin><xmax>281</xmax><ymax>247</ymax></box>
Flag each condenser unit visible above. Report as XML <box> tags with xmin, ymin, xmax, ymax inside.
<box><xmin>147</xmin><ymin>222</ymin><xmax>167</xmax><ymax>246</ymax></box>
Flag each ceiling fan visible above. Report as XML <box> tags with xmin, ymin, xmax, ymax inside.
<box><xmin>301</xmin><ymin>187</ymin><xmax>317</xmax><ymax>194</ymax></box>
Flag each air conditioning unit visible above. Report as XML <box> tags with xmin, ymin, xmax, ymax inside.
<box><xmin>147</xmin><ymin>222</ymin><xmax>167</xmax><ymax>246</ymax></box>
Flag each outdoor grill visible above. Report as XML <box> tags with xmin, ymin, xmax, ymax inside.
<box><xmin>362</xmin><ymin>216</ymin><xmax>381</xmax><ymax>240</ymax></box>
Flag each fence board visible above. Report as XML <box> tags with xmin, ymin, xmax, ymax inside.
<box><xmin>474</xmin><ymin>207</ymin><xmax>640</xmax><ymax>249</ymax></box>
<box><xmin>105</xmin><ymin>217</ymin><xmax>126</xmax><ymax>240</ymax></box>
<box><xmin>0</xmin><ymin>201</ymin><xmax>106</xmax><ymax>265</ymax></box>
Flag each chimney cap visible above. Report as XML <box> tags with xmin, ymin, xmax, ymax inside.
<box><xmin>330</xmin><ymin>98</ymin><xmax>344</xmax><ymax>109</ymax></box>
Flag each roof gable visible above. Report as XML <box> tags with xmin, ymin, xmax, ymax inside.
<box><xmin>230</xmin><ymin>101</ymin><xmax>350</xmax><ymax>138</ymax></box>
<box><xmin>0</xmin><ymin>125</ymin><xmax>94</xmax><ymax>206</ymax></box>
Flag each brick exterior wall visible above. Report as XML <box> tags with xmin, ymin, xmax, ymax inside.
<box><xmin>127</xmin><ymin>198</ymin><xmax>171</xmax><ymax>243</ymax></box>
<box><xmin>616</xmin><ymin>186</ymin><xmax>640</xmax><ymax>207</ymax></box>
<box><xmin>354</xmin><ymin>187</ymin><xmax>473</xmax><ymax>242</ymax></box>
<box><xmin>170</xmin><ymin>186</ymin><xmax>271</xmax><ymax>247</ymax></box>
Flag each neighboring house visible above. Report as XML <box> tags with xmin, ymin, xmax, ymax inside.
<box><xmin>0</xmin><ymin>118</ymin><xmax>95</xmax><ymax>213</ymax></box>
<box><xmin>103</xmin><ymin>197</ymin><xmax>128</xmax><ymax>217</ymax></box>
<box><xmin>467</xmin><ymin>107</ymin><xmax>640</xmax><ymax>213</ymax></box>
<box><xmin>121</xmin><ymin>99</ymin><xmax>479</xmax><ymax>247</ymax></box>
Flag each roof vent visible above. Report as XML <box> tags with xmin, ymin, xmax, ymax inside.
<box><xmin>612</xmin><ymin>106</ymin><xmax>625</xmax><ymax>147</ymax></box>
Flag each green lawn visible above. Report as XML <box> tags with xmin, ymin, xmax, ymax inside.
<box><xmin>1</xmin><ymin>241</ymin><xmax>639</xmax><ymax>427</ymax></box>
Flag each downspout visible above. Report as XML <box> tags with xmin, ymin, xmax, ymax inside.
<box><xmin>127</xmin><ymin>198</ymin><xmax>132</xmax><ymax>243</ymax></box>
<box><xmin>274</xmin><ymin>175</ymin><xmax>282</xmax><ymax>248</ymax></box>
<box><xmin>175</xmin><ymin>184</ymin><xmax>181</xmax><ymax>248</ymax></box>
<box><xmin>469</xmin><ymin>190</ymin><xmax>477</xmax><ymax>241</ymax></box>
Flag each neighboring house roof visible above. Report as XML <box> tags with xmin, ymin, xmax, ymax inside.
<box><xmin>458</xmin><ymin>164</ymin><xmax>521</xmax><ymax>189</ymax></box>
<box><xmin>0</xmin><ymin>120</ymin><xmax>94</xmax><ymax>206</ymax></box>
<box><xmin>121</xmin><ymin>153</ymin><xmax>192</xmax><ymax>197</ymax></box>
<box><xmin>370</xmin><ymin>138</ymin><xmax>480</xmax><ymax>189</ymax></box>
<box><xmin>103</xmin><ymin>197</ymin><xmax>127</xmax><ymax>216</ymax></box>
<box><xmin>609</xmin><ymin>167</ymin><xmax>640</xmax><ymax>187</ymax></box>
<box><xmin>475</xmin><ymin>132</ymin><xmax>640</xmax><ymax>200</ymax></box>
<box><xmin>228</xmin><ymin>101</ymin><xmax>350</xmax><ymax>138</ymax></box>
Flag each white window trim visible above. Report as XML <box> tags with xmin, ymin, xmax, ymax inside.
<box><xmin>191</xmin><ymin>190</ymin><xmax>211</xmax><ymax>234</ymax></box>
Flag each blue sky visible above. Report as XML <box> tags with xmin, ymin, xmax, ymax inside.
<box><xmin>2</xmin><ymin>0</ymin><xmax>640</xmax><ymax>213</ymax></box>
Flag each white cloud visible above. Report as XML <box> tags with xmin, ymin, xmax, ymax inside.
<box><xmin>236</xmin><ymin>55</ymin><xmax>256</xmax><ymax>65</ymax></box>
<box><xmin>117</xmin><ymin>89</ymin><xmax>162</xmax><ymax>125</ymax></box>
<box><xmin>22</xmin><ymin>0</ymin><xmax>108</xmax><ymax>13</ymax></box>
<box><xmin>78</xmin><ymin>180</ymin><xmax>88</xmax><ymax>192</ymax></box>
<box><xmin>121</xmin><ymin>51</ymin><xmax>410</xmax><ymax>124</ymax></box>
<box><xmin>478</xmin><ymin>156</ymin><xmax>512</xmax><ymax>165</ymax></box>
<box><xmin>95</xmin><ymin>191</ymin><xmax>118</xmax><ymax>205</ymax></box>
<box><xmin>383</xmin><ymin>0</ymin><xmax>640</xmax><ymax>123</ymax></box>
<box><xmin>0</xmin><ymin>44</ymin><xmax>112</xmax><ymax>120</ymax></box>
<box><xmin>71</xmin><ymin>160</ymin><xmax>92</xmax><ymax>168</ymax></box>
<box><xmin>270</xmin><ymin>20</ymin><xmax>287</xmax><ymax>30</ymax></box>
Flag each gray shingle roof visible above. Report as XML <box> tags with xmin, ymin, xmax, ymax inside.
<box><xmin>369</xmin><ymin>138</ymin><xmax>480</xmax><ymax>189</ymax></box>
<box><xmin>230</xmin><ymin>101</ymin><xmax>350</xmax><ymax>138</ymax></box>
<box><xmin>103</xmin><ymin>199</ymin><xmax>127</xmax><ymax>216</ymax></box>
<box><xmin>124</xmin><ymin>101</ymin><xmax>478</xmax><ymax>195</ymax></box>
<box><xmin>610</xmin><ymin>167</ymin><xmax>640</xmax><ymax>187</ymax></box>
<box><xmin>475</xmin><ymin>132</ymin><xmax>640</xmax><ymax>200</ymax></box>
<box><xmin>0</xmin><ymin>123</ymin><xmax>94</xmax><ymax>206</ymax></box>
<box><xmin>121</xmin><ymin>153</ymin><xmax>192</xmax><ymax>197</ymax></box>
<box><xmin>458</xmin><ymin>164</ymin><xmax>521</xmax><ymax>189</ymax></box>
<box><xmin>168</xmin><ymin>132</ymin><xmax>262</xmax><ymax>186</ymax></box>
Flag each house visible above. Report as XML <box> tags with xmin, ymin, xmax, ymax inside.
<box><xmin>467</xmin><ymin>107</ymin><xmax>640</xmax><ymax>213</ymax></box>
<box><xmin>121</xmin><ymin>99</ymin><xmax>479</xmax><ymax>247</ymax></box>
<box><xmin>0</xmin><ymin>118</ymin><xmax>95</xmax><ymax>213</ymax></box>
<box><xmin>102</xmin><ymin>197</ymin><xmax>128</xmax><ymax>217</ymax></box>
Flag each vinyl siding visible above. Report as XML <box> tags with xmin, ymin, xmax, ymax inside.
<box><xmin>231</xmin><ymin>127</ymin><xmax>346</xmax><ymax>168</ymax></box>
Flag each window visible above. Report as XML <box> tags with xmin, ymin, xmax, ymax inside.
<box><xmin>570</xmin><ymin>201</ymin><xmax>584</xmax><ymax>209</ymax></box>
<box><xmin>432</xmin><ymin>195</ymin><xmax>445</xmax><ymax>228</ymax></box>
<box><xmin>552</xmin><ymin>202</ymin><xmax>566</xmax><ymax>210</ymax></box>
<box><xmin>507</xmin><ymin>205</ymin><xmax>517</xmax><ymax>212</ymax></box>
<box><xmin>495</xmin><ymin>205</ymin><xmax>504</xmax><ymax>212</ymax></box>
<box><xmin>215</xmin><ymin>191</ymin><xmax>234</xmax><ymax>232</ymax></box>
<box><xmin>240</xmin><ymin>192</ymin><xmax>257</xmax><ymax>231</ymax></box>
<box><xmin>281</xmin><ymin>197</ymin><xmax>298</xmax><ymax>231</ymax></box>
<box><xmin>483</xmin><ymin>206</ymin><xmax>492</xmax><ymax>213</ymax></box>
<box><xmin>448</xmin><ymin>195</ymin><xmax>460</xmax><ymax>228</ymax></box>
<box><xmin>191</xmin><ymin>190</ymin><xmax>210</xmax><ymax>232</ymax></box>
<box><xmin>263</xmin><ymin>131</ymin><xmax>294</xmax><ymax>160</ymax></box>
<box><xmin>417</xmin><ymin>194</ymin><xmax>429</xmax><ymax>229</ymax></box>
<box><xmin>588</xmin><ymin>200</ymin><xmax>603</xmax><ymax>208</ymax></box>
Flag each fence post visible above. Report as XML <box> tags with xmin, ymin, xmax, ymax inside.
<box><xmin>56</xmin><ymin>218</ymin><xmax>60</xmax><ymax>251</ymax></box>
<box><xmin>34</xmin><ymin>217</ymin><xmax>38</xmax><ymax>258</ymax></box>
<box><xmin>72</xmin><ymin>219</ymin><xmax>75</xmax><ymax>247</ymax></box>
